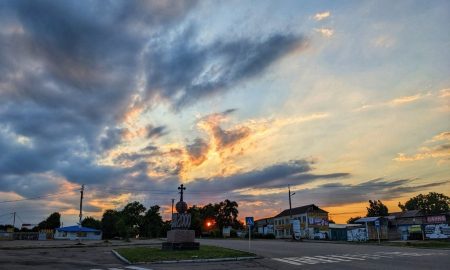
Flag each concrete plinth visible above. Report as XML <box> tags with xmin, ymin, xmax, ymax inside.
<box><xmin>162</xmin><ymin>229</ymin><xmax>199</xmax><ymax>250</ymax></box>
<box><xmin>167</xmin><ymin>229</ymin><xmax>195</xmax><ymax>243</ymax></box>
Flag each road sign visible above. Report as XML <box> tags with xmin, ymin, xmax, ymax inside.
<box><xmin>245</xmin><ymin>217</ymin><xmax>254</xmax><ymax>226</ymax></box>
<box><xmin>375</xmin><ymin>220</ymin><xmax>380</xmax><ymax>228</ymax></box>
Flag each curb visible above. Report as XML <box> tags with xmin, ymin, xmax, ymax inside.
<box><xmin>137</xmin><ymin>256</ymin><xmax>260</xmax><ymax>264</ymax></box>
<box><xmin>111</xmin><ymin>249</ymin><xmax>132</xmax><ymax>264</ymax></box>
<box><xmin>0</xmin><ymin>242</ymin><xmax>161</xmax><ymax>250</ymax></box>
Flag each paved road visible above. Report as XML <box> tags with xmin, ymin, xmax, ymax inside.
<box><xmin>187</xmin><ymin>239</ymin><xmax>450</xmax><ymax>270</ymax></box>
<box><xmin>0</xmin><ymin>239</ymin><xmax>449</xmax><ymax>270</ymax></box>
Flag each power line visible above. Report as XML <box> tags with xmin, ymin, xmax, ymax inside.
<box><xmin>0</xmin><ymin>189</ymin><xmax>80</xmax><ymax>204</ymax></box>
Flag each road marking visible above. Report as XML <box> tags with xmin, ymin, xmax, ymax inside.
<box><xmin>330</xmin><ymin>254</ymin><xmax>366</xmax><ymax>261</ymax></box>
<box><xmin>108</xmin><ymin>268</ymin><xmax>124</xmax><ymax>270</ymax></box>
<box><xmin>272</xmin><ymin>251</ymin><xmax>442</xmax><ymax>266</ymax></box>
<box><xmin>314</xmin><ymin>255</ymin><xmax>351</xmax><ymax>262</ymax></box>
<box><xmin>125</xmin><ymin>266</ymin><xmax>153</xmax><ymax>270</ymax></box>
<box><xmin>303</xmin><ymin>256</ymin><xmax>338</xmax><ymax>263</ymax></box>
<box><xmin>272</xmin><ymin>258</ymin><xmax>303</xmax><ymax>265</ymax></box>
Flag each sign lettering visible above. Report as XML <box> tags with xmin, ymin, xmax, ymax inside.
<box><xmin>171</xmin><ymin>213</ymin><xmax>191</xmax><ymax>229</ymax></box>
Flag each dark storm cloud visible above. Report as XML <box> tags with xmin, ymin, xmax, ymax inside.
<box><xmin>0</xmin><ymin>0</ymin><xmax>308</xmax><ymax>210</ymax></box>
<box><xmin>147</xmin><ymin>125</ymin><xmax>168</xmax><ymax>139</ymax></box>
<box><xmin>145</xmin><ymin>28</ymin><xmax>307</xmax><ymax>108</ymax></box>
<box><xmin>100</xmin><ymin>127</ymin><xmax>127</xmax><ymax>151</ymax></box>
<box><xmin>0</xmin><ymin>0</ymin><xmax>197</xmax><ymax>194</ymax></box>
<box><xmin>0</xmin><ymin>173</ymin><xmax>60</xmax><ymax>198</ymax></box>
<box><xmin>212</xmin><ymin>125</ymin><xmax>251</xmax><ymax>149</ymax></box>
<box><xmin>186</xmin><ymin>138</ymin><xmax>209</xmax><ymax>165</ymax></box>
<box><xmin>188</xmin><ymin>160</ymin><xmax>349</xmax><ymax>192</ymax></box>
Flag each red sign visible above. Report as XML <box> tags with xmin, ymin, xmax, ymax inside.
<box><xmin>427</xmin><ymin>215</ymin><xmax>446</xmax><ymax>223</ymax></box>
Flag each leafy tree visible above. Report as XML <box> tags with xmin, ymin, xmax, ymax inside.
<box><xmin>161</xmin><ymin>220</ymin><xmax>171</xmax><ymax>236</ymax></box>
<box><xmin>101</xmin><ymin>210</ymin><xmax>120</xmax><ymax>239</ymax></box>
<box><xmin>120</xmin><ymin>201</ymin><xmax>146</xmax><ymax>238</ymax></box>
<box><xmin>140</xmin><ymin>205</ymin><xmax>163</xmax><ymax>238</ymax></box>
<box><xmin>188</xmin><ymin>205</ymin><xmax>202</xmax><ymax>236</ymax></box>
<box><xmin>398</xmin><ymin>192</ymin><xmax>450</xmax><ymax>215</ymax></box>
<box><xmin>366</xmin><ymin>200</ymin><xmax>388</xmax><ymax>217</ymax></box>
<box><xmin>216</xmin><ymin>200</ymin><xmax>239</xmax><ymax>236</ymax></box>
<box><xmin>38</xmin><ymin>212</ymin><xmax>61</xmax><ymax>230</ymax></box>
<box><xmin>121</xmin><ymin>201</ymin><xmax>146</xmax><ymax>226</ymax></box>
<box><xmin>347</xmin><ymin>216</ymin><xmax>362</xmax><ymax>224</ymax></box>
<box><xmin>81</xmin><ymin>216</ymin><xmax>102</xmax><ymax>230</ymax></box>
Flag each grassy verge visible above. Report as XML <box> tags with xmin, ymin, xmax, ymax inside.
<box><xmin>116</xmin><ymin>245</ymin><xmax>255</xmax><ymax>263</ymax></box>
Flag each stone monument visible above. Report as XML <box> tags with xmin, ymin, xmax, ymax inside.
<box><xmin>162</xmin><ymin>184</ymin><xmax>200</xmax><ymax>250</ymax></box>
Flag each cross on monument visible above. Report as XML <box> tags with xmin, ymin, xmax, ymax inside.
<box><xmin>178</xmin><ymin>184</ymin><xmax>186</xmax><ymax>202</ymax></box>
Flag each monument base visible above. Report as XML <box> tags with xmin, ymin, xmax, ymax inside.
<box><xmin>162</xmin><ymin>229</ymin><xmax>199</xmax><ymax>250</ymax></box>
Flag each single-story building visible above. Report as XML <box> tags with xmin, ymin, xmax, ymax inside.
<box><xmin>354</xmin><ymin>217</ymin><xmax>389</xmax><ymax>241</ymax></box>
<box><xmin>388</xmin><ymin>210</ymin><xmax>450</xmax><ymax>240</ymax></box>
<box><xmin>329</xmin><ymin>224</ymin><xmax>361</xmax><ymax>241</ymax></box>
<box><xmin>54</xmin><ymin>226</ymin><xmax>102</xmax><ymax>240</ymax></box>
<box><xmin>254</xmin><ymin>217</ymin><xmax>274</xmax><ymax>235</ymax></box>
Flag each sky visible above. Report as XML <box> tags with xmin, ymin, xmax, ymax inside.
<box><xmin>0</xmin><ymin>0</ymin><xmax>449</xmax><ymax>226</ymax></box>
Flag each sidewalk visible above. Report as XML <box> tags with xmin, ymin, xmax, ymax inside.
<box><xmin>0</xmin><ymin>238</ymin><xmax>164</xmax><ymax>250</ymax></box>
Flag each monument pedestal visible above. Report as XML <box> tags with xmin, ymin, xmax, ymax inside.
<box><xmin>162</xmin><ymin>230</ymin><xmax>200</xmax><ymax>250</ymax></box>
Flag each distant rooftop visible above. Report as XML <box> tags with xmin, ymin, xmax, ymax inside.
<box><xmin>274</xmin><ymin>204</ymin><xmax>328</xmax><ymax>218</ymax></box>
<box><xmin>56</xmin><ymin>225</ymin><xmax>101</xmax><ymax>233</ymax></box>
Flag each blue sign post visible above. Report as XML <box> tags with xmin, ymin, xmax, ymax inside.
<box><xmin>374</xmin><ymin>220</ymin><xmax>381</xmax><ymax>244</ymax></box>
<box><xmin>245</xmin><ymin>217</ymin><xmax>254</xmax><ymax>252</ymax></box>
<box><xmin>246</xmin><ymin>217</ymin><xmax>254</xmax><ymax>226</ymax></box>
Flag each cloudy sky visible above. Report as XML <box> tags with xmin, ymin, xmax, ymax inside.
<box><xmin>0</xmin><ymin>0</ymin><xmax>449</xmax><ymax>226</ymax></box>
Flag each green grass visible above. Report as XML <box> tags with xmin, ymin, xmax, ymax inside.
<box><xmin>116</xmin><ymin>245</ymin><xmax>255</xmax><ymax>263</ymax></box>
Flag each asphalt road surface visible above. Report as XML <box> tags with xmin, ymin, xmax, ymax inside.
<box><xmin>1</xmin><ymin>239</ymin><xmax>449</xmax><ymax>270</ymax></box>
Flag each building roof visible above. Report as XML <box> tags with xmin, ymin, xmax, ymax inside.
<box><xmin>274</xmin><ymin>204</ymin><xmax>328</xmax><ymax>218</ymax></box>
<box><xmin>354</xmin><ymin>217</ymin><xmax>380</xmax><ymax>223</ymax></box>
<box><xmin>396</xmin><ymin>210</ymin><xmax>424</xmax><ymax>218</ymax></box>
<box><xmin>56</xmin><ymin>225</ymin><xmax>101</xmax><ymax>233</ymax></box>
<box><xmin>329</xmin><ymin>224</ymin><xmax>361</xmax><ymax>229</ymax></box>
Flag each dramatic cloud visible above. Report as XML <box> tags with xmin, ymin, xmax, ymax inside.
<box><xmin>186</xmin><ymin>138</ymin><xmax>209</xmax><ymax>166</ymax></box>
<box><xmin>188</xmin><ymin>159</ymin><xmax>350</xmax><ymax>192</ymax></box>
<box><xmin>234</xmin><ymin>178</ymin><xmax>448</xmax><ymax>207</ymax></box>
<box><xmin>147</xmin><ymin>125</ymin><xmax>168</xmax><ymax>139</ymax></box>
<box><xmin>355</xmin><ymin>92</ymin><xmax>431</xmax><ymax>112</ymax></box>
<box><xmin>395</xmin><ymin>131</ymin><xmax>450</xmax><ymax>162</ymax></box>
<box><xmin>315</xmin><ymin>28</ymin><xmax>334</xmax><ymax>37</ymax></box>
<box><xmin>313</xmin><ymin>11</ymin><xmax>331</xmax><ymax>21</ymax></box>
<box><xmin>144</xmin><ymin>29</ymin><xmax>308</xmax><ymax>108</ymax></box>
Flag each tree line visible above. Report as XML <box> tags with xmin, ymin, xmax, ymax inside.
<box><xmin>3</xmin><ymin>199</ymin><xmax>242</xmax><ymax>239</ymax></box>
<box><xmin>347</xmin><ymin>192</ymin><xmax>449</xmax><ymax>223</ymax></box>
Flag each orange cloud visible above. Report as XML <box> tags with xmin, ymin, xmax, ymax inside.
<box><xmin>395</xmin><ymin>131</ymin><xmax>450</xmax><ymax>162</ymax></box>
<box><xmin>313</xmin><ymin>11</ymin><xmax>331</xmax><ymax>21</ymax></box>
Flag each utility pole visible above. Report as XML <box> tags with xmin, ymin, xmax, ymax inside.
<box><xmin>13</xmin><ymin>212</ymin><xmax>16</xmax><ymax>229</ymax></box>
<box><xmin>288</xmin><ymin>186</ymin><xmax>296</xmax><ymax>239</ymax></box>
<box><xmin>79</xmin><ymin>184</ymin><xmax>84</xmax><ymax>227</ymax></box>
<box><xmin>288</xmin><ymin>185</ymin><xmax>295</xmax><ymax>218</ymax></box>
